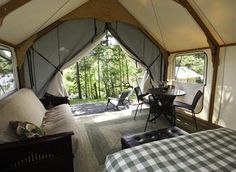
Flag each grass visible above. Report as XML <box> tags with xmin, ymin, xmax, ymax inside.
<box><xmin>69</xmin><ymin>98</ymin><xmax>107</xmax><ymax>105</ymax></box>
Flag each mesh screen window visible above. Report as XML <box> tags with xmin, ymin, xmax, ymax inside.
<box><xmin>0</xmin><ymin>48</ymin><xmax>16</xmax><ymax>98</ymax></box>
<box><xmin>174</xmin><ymin>52</ymin><xmax>207</xmax><ymax>84</ymax></box>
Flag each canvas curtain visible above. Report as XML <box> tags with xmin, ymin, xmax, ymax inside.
<box><xmin>24</xmin><ymin>19</ymin><xmax>163</xmax><ymax>97</ymax></box>
<box><xmin>46</xmin><ymin>33</ymin><xmax>105</xmax><ymax>96</ymax></box>
<box><xmin>24</xmin><ymin>19</ymin><xmax>105</xmax><ymax>97</ymax></box>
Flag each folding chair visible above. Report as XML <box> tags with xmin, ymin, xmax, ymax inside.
<box><xmin>133</xmin><ymin>86</ymin><xmax>149</xmax><ymax>120</ymax></box>
<box><xmin>106</xmin><ymin>91</ymin><xmax>130</xmax><ymax>110</ymax></box>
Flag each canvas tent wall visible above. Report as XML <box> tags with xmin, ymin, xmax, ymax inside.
<box><xmin>0</xmin><ymin>0</ymin><xmax>236</xmax><ymax>130</ymax></box>
<box><xmin>23</xmin><ymin>19</ymin><xmax>163</xmax><ymax>97</ymax></box>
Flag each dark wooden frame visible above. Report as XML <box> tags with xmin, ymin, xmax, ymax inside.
<box><xmin>0</xmin><ymin>132</ymin><xmax>74</xmax><ymax>172</ymax></box>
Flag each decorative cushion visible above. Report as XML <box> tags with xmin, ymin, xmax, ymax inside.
<box><xmin>40</xmin><ymin>93</ymin><xmax>69</xmax><ymax>109</ymax></box>
<box><xmin>10</xmin><ymin>121</ymin><xmax>44</xmax><ymax>140</ymax></box>
<box><xmin>0</xmin><ymin>88</ymin><xmax>46</xmax><ymax>144</ymax></box>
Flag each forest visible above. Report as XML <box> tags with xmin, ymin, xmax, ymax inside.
<box><xmin>63</xmin><ymin>36</ymin><xmax>144</xmax><ymax>100</ymax></box>
<box><xmin>63</xmin><ymin>36</ymin><xmax>206</xmax><ymax>101</ymax></box>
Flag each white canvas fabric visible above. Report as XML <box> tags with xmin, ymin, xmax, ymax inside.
<box><xmin>46</xmin><ymin>72</ymin><xmax>69</xmax><ymax>97</ymax></box>
<box><xmin>46</xmin><ymin>33</ymin><xmax>105</xmax><ymax>96</ymax></box>
<box><xmin>42</xmin><ymin>104</ymin><xmax>78</xmax><ymax>149</ymax></box>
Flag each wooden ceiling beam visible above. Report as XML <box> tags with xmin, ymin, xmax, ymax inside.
<box><xmin>0</xmin><ymin>38</ymin><xmax>15</xmax><ymax>48</ymax></box>
<box><xmin>170</xmin><ymin>46</ymin><xmax>210</xmax><ymax>54</ymax></box>
<box><xmin>17</xmin><ymin>0</ymin><xmax>169</xmax><ymax>67</ymax></box>
<box><xmin>16</xmin><ymin>0</ymin><xmax>169</xmax><ymax>87</ymax></box>
<box><xmin>63</xmin><ymin>0</ymin><xmax>168</xmax><ymax>52</ymax></box>
<box><xmin>173</xmin><ymin>0</ymin><xmax>220</xmax><ymax>124</ymax></box>
<box><xmin>0</xmin><ymin>0</ymin><xmax>31</xmax><ymax>48</ymax></box>
<box><xmin>0</xmin><ymin>0</ymin><xmax>31</xmax><ymax>25</ymax></box>
<box><xmin>173</xmin><ymin>0</ymin><xmax>219</xmax><ymax>48</ymax></box>
<box><xmin>61</xmin><ymin>0</ymin><xmax>168</xmax><ymax>54</ymax></box>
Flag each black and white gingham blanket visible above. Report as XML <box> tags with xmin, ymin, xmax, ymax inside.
<box><xmin>105</xmin><ymin>128</ymin><xmax>236</xmax><ymax>172</ymax></box>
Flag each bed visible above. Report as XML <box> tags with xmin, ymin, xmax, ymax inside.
<box><xmin>105</xmin><ymin>128</ymin><xmax>236</xmax><ymax>172</ymax></box>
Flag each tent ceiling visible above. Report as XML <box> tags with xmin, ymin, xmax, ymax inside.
<box><xmin>0</xmin><ymin>0</ymin><xmax>10</xmax><ymax>6</ymax></box>
<box><xmin>194</xmin><ymin>0</ymin><xmax>236</xmax><ymax>45</ymax></box>
<box><xmin>119</xmin><ymin>0</ymin><xmax>208</xmax><ymax>52</ymax></box>
<box><xmin>0</xmin><ymin>0</ymin><xmax>87</xmax><ymax>45</ymax></box>
<box><xmin>0</xmin><ymin>0</ymin><xmax>235</xmax><ymax>52</ymax></box>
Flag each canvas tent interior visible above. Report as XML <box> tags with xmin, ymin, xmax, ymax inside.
<box><xmin>0</xmin><ymin>0</ymin><xmax>236</xmax><ymax>131</ymax></box>
<box><xmin>23</xmin><ymin>20</ymin><xmax>163</xmax><ymax>98</ymax></box>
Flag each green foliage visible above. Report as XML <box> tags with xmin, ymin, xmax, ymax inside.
<box><xmin>63</xmin><ymin>36</ymin><xmax>144</xmax><ymax>99</ymax></box>
<box><xmin>64</xmin><ymin>64</ymin><xmax>77</xmax><ymax>95</ymax></box>
<box><xmin>69</xmin><ymin>98</ymin><xmax>107</xmax><ymax>105</ymax></box>
<box><xmin>175</xmin><ymin>53</ymin><xmax>205</xmax><ymax>75</ymax></box>
<box><xmin>0</xmin><ymin>50</ymin><xmax>15</xmax><ymax>96</ymax></box>
<box><xmin>175</xmin><ymin>52</ymin><xmax>206</xmax><ymax>83</ymax></box>
<box><xmin>0</xmin><ymin>56</ymin><xmax>12</xmax><ymax>74</ymax></box>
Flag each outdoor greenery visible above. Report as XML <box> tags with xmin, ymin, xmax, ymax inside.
<box><xmin>0</xmin><ymin>49</ymin><xmax>15</xmax><ymax>96</ymax></box>
<box><xmin>176</xmin><ymin>53</ymin><xmax>205</xmax><ymax>75</ymax></box>
<box><xmin>175</xmin><ymin>52</ymin><xmax>206</xmax><ymax>84</ymax></box>
<box><xmin>63</xmin><ymin>35</ymin><xmax>144</xmax><ymax>100</ymax></box>
<box><xmin>69</xmin><ymin>97</ymin><xmax>107</xmax><ymax>105</ymax></box>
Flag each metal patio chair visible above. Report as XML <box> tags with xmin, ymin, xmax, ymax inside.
<box><xmin>133</xmin><ymin>86</ymin><xmax>149</xmax><ymax>120</ymax></box>
<box><xmin>144</xmin><ymin>94</ymin><xmax>163</xmax><ymax>131</ymax></box>
<box><xmin>173</xmin><ymin>90</ymin><xmax>203</xmax><ymax>130</ymax></box>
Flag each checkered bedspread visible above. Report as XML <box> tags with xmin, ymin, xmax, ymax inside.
<box><xmin>105</xmin><ymin>128</ymin><xmax>236</xmax><ymax>172</ymax></box>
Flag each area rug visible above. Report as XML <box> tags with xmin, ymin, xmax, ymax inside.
<box><xmin>74</xmin><ymin>107</ymin><xmax>171</xmax><ymax>172</ymax></box>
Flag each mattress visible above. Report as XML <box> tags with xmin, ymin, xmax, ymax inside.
<box><xmin>105</xmin><ymin>128</ymin><xmax>236</xmax><ymax>172</ymax></box>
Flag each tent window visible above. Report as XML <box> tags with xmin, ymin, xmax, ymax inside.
<box><xmin>0</xmin><ymin>47</ymin><xmax>17</xmax><ymax>99</ymax></box>
<box><xmin>174</xmin><ymin>52</ymin><xmax>207</xmax><ymax>84</ymax></box>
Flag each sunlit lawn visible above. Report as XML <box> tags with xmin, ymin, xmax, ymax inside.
<box><xmin>69</xmin><ymin>98</ymin><xmax>107</xmax><ymax>105</ymax></box>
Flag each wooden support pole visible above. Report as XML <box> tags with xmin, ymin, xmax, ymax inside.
<box><xmin>173</xmin><ymin>0</ymin><xmax>220</xmax><ymax>123</ymax></box>
<box><xmin>0</xmin><ymin>0</ymin><xmax>31</xmax><ymax>26</ymax></box>
<box><xmin>163</xmin><ymin>52</ymin><xmax>170</xmax><ymax>81</ymax></box>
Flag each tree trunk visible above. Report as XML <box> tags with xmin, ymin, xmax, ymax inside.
<box><xmin>94</xmin><ymin>83</ymin><xmax>98</xmax><ymax>99</ymax></box>
<box><xmin>105</xmin><ymin>50</ymin><xmax>110</xmax><ymax>97</ymax></box>
<box><xmin>76</xmin><ymin>62</ymin><xmax>82</xmax><ymax>99</ymax></box>
<box><xmin>126</xmin><ymin>58</ymin><xmax>129</xmax><ymax>84</ymax></box>
<box><xmin>89</xmin><ymin>67</ymin><xmax>93</xmax><ymax>98</ymax></box>
<box><xmin>122</xmin><ymin>55</ymin><xmax>125</xmax><ymax>87</ymax></box>
<box><xmin>84</xmin><ymin>58</ymin><xmax>88</xmax><ymax>99</ymax></box>
<box><xmin>97</xmin><ymin>51</ymin><xmax>101</xmax><ymax>98</ymax></box>
<box><xmin>104</xmin><ymin>81</ymin><xmax>108</xmax><ymax>98</ymax></box>
<box><xmin>119</xmin><ymin>48</ymin><xmax>122</xmax><ymax>92</ymax></box>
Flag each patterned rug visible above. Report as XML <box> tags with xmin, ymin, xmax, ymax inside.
<box><xmin>74</xmin><ymin>106</ymin><xmax>171</xmax><ymax>172</ymax></box>
<box><xmin>72</xmin><ymin>102</ymin><xmax>214</xmax><ymax>172</ymax></box>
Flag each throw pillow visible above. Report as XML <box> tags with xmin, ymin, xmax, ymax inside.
<box><xmin>40</xmin><ymin>93</ymin><xmax>69</xmax><ymax>109</ymax></box>
<box><xmin>9</xmin><ymin>121</ymin><xmax>44</xmax><ymax>140</ymax></box>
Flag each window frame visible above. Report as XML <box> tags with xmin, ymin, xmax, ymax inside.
<box><xmin>0</xmin><ymin>44</ymin><xmax>19</xmax><ymax>100</ymax></box>
<box><xmin>173</xmin><ymin>51</ymin><xmax>208</xmax><ymax>85</ymax></box>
